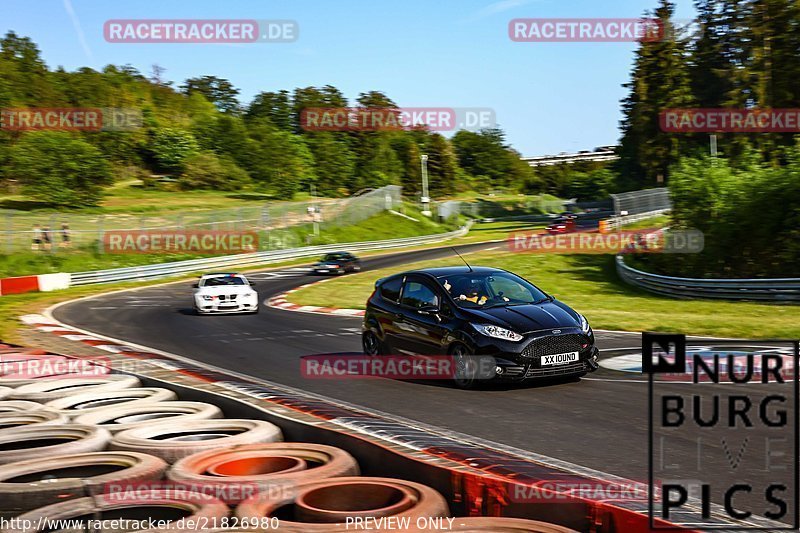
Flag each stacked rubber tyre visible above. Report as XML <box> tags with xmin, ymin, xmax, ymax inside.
<box><xmin>0</xmin><ymin>346</ymin><xmax>576</xmax><ymax>532</ymax></box>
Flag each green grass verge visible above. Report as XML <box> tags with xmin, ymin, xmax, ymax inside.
<box><xmin>308</xmin><ymin>205</ymin><xmax>462</xmax><ymax>245</ymax></box>
<box><xmin>621</xmin><ymin>214</ymin><xmax>671</xmax><ymax>230</ymax></box>
<box><xmin>457</xmin><ymin>220</ymin><xmax>546</xmax><ymax>243</ymax></box>
<box><xmin>288</xmin><ymin>250</ymin><xmax>800</xmax><ymax>339</ymax></box>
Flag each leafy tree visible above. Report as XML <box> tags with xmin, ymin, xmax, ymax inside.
<box><xmin>150</xmin><ymin>128</ymin><xmax>199</xmax><ymax>174</ymax></box>
<box><xmin>246</xmin><ymin>90</ymin><xmax>293</xmax><ymax>131</ymax></box>
<box><xmin>355</xmin><ymin>134</ymin><xmax>402</xmax><ymax>189</ymax></box>
<box><xmin>563</xmin><ymin>169</ymin><xmax>615</xmax><ymax>201</ymax></box>
<box><xmin>191</xmin><ymin>113</ymin><xmax>249</xmax><ymax>166</ymax></box>
<box><xmin>305</xmin><ymin>132</ymin><xmax>356</xmax><ymax>195</ymax></box>
<box><xmin>181</xmin><ymin>76</ymin><xmax>240</xmax><ymax>113</ymax></box>
<box><xmin>423</xmin><ymin>133</ymin><xmax>457</xmax><ymax>196</ymax></box>
<box><xmin>7</xmin><ymin>132</ymin><xmax>111</xmax><ymax>207</ymax></box>
<box><xmin>617</xmin><ymin>0</ymin><xmax>693</xmax><ymax>187</ymax></box>
<box><xmin>356</xmin><ymin>91</ymin><xmax>398</xmax><ymax>109</ymax></box>
<box><xmin>246</xmin><ymin>123</ymin><xmax>316</xmax><ymax>198</ymax></box>
<box><xmin>452</xmin><ymin>128</ymin><xmax>519</xmax><ymax>189</ymax></box>
<box><xmin>292</xmin><ymin>86</ymin><xmax>347</xmax><ymax>133</ymax></box>
<box><xmin>391</xmin><ymin>135</ymin><xmax>422</xmax><ymax>196</ymax></box>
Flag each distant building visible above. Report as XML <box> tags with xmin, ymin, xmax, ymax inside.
<box><xmin>521</xmin><ymin>145</ymin><xmax>618</xmax><ymax>167</ymax></box>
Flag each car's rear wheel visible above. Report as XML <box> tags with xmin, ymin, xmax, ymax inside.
<box><xmin>362</xmin><ymin>331</ymin><xmax>386</xmax><ymax>356</ymax></box>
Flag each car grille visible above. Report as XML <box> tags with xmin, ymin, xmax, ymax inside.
<box><xmin>521</xmin><ymin>334</ymin><xmax>585</xmax><ymax>359</ymax></box>
<box><xmin>218</xmin><ymin>294</ymin><xmax>237</xmax><ymax>302</ymax></box>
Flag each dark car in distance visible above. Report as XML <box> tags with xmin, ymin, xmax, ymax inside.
<box><xmin>546</xmin><ymin>216</ymin><xmax>577</xmax><ymax>234</ymax></box>
<box><xmin>362</xmin><ymin>266</ymin><xmax>599</xmax><ymax>388</ymax></box>
<box><xmin>310</xmin><ymin>252</ymin><xmax>362</xmax><ymax>275</ymax></box>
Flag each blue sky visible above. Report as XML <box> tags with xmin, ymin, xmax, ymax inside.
<box><xmin>3</xmin><ymin>0</ymin><xmax>695</xmax><ymax>155</ymax></box>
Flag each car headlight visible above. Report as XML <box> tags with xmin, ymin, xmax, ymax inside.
<box><xmin>472</xmin><ymin>324</ymin><xmax>523</xmax><ymax>342</ymax></box>
<box><xmin>579</xmin><ymin>314</ymin><xmax>591</xmax><ymax>333</ymax></box>
<box><xmin>201</xmin><ymin>295</ymin><xmax>214</xmax><ymax>301</ymax></box>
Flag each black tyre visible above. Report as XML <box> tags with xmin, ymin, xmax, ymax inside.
<box><xmin>451</xmin><ymin>343</ymin><xmax>482</xmax><ymax>390</ymax></box>
<box><xmin>362</xmin><ymin>331</ymin><xmax>386</xmax><ymax>356</ymax></box>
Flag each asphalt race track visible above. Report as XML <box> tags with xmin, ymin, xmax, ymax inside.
<box><xmin>55</xmin><ymin>242</ymin><xmax>797</xmax><ymax>517</ymax></box>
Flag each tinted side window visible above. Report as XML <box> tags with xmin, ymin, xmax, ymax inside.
<box><xmin>380</xmin><ymin>277</ymin><xmax>403</xmax><ymax>302</ymax></box>
<box><xmin>401</xmin><ymin>281</ymin><xmax>438</xmax><ymax>309</ymax></box>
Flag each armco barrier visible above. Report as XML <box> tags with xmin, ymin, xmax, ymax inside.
<box><xmin>0</xmin><ymin>273</ymin><xmax>70</xmax><ymax>296</ymax></box>
<box><xmin>69</xmin><ymin>224</ymin><xmax>470</xmax><ymax>287</ymax></box>
<box><xmin>616</xmin><ymin>255</ymin><xmax>800</xmax><ymax>301</ymax></box>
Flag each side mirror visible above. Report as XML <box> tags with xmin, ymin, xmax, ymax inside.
<box><xmin>249</xmin><ymin>281</ymin><xmax>257</xmax><ymax>286</ymax></box>
<box><xmin>192</xmin><ymin>283</ymin><xmax>199</xmax><ymax>288</ymax></box>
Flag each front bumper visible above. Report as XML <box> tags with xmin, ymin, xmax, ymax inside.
<box><xmin>469</xmin><ymin>328</ymin><xmax>598</xmax><ymax>380</ymax></box>
<box><xmin>311</xmin><ymin>266</ymin><xmax>344</xmax><ymax>275</ymax></box>
<box><xmin>194</xmin><ymin>297</ymin><xmax>258</xmax><ymax>314</ymax></box>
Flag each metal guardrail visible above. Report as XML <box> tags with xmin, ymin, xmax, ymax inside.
<box><xmin>616</xmin><ymin>255</ymin><xmax>800</xmax><ymax>302</ymax></box>
<box><xmin>604</xmin><ymin>208</ymin><xmax>671</xmax><ymax>231</ymax></box>
<box><xmin>70</xmin><ymin>224</ymin><xmax>470</xmax><ymax>286</ymax></box>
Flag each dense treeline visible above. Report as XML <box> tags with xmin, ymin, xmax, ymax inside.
<box><xmin>0</xmin><ymin>32</ymin><xmax>539</xmax><ymax>207</ymax></box>
<box><xmin>618</xmin><ymin>0</ymin><xmax>800</xmax><ymax>186</ymax></box>
<box><xmin>619</xmin><ymin>0</ymin><xmax>800</xmax><ymax>278</ymax></box>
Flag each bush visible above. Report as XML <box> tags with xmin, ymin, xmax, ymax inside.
<box><xmin>636</xmin><ymin>151</ymin><xmax>800</xmax><ymax>278</ymax></box>
<box><xmin>7</xmin><ymin>131</ymin><xmax>112</xmax><ymax>207</ymax></box>
<box><xmin>178</xmin><ymin>152</ymin><xmax>250</xmax><ymax>191</ymax></box>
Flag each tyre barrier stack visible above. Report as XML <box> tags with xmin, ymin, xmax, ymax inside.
<box><xmin>0</xmin><ymin>344</ymin><xmax>578</xmax><ymax>532</ymax></box>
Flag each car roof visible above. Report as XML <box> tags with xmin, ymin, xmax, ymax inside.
<box><xmin>404</xmin><ymin>266</ymin><xmax>503</xmax><ymax>277</ymax></box>
<box><xmin>200</xmin><ymin>272</ymin><xmax>243</xmax><ymax>278</ymax></box>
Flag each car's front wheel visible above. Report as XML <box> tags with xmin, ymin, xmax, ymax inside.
<box><xmin>451</xmin><ymin>343</ymin><xmax>482</xmax><ymax>390</ymax></box>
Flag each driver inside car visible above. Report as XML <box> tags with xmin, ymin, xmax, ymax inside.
<box><xmin>452</xmin><ymin>279</ymin><xmax>488</xmax><ymax>305</ymax></box>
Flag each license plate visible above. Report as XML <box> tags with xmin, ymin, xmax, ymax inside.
<box><xmin>541</xmin><ymin>352</ymin><xmax>579</xmax><ymax>366</ymax></box>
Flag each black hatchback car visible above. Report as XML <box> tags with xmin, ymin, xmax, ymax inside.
<box><xmin>362</xmin><ymin>266</ymin><xmax>599</xmax><ymax>388</ymax></box>
<box><xmin>310</xmin><ymin>252</ymin><xmax>362</xmax><ymax>275</ymax></box>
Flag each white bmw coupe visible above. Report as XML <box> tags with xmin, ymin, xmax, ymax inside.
<box><xmin>192</xmin><ymin>273</ymin><xmax>259</xmax><ymax>315</ymax></box>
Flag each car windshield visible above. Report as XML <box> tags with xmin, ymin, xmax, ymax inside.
<box><xmin>437</xmin><ymin>272</ymin><xmax>549</xmax><ymax>309</ymax></box>
<box><xmin>202</xmin><ymin>276</ymin><xmax>246</xmax><ymax>287</ymax></box>
<box><xmin>322</xmin><ymin>253</ymin><xmax>347</xmax><ymax>261</ymax></box>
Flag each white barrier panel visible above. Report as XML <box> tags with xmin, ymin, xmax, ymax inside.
<box><xmin>37</xmin><ymin>273</ymin><xmax>71</xmax><ymax>292</ymax></box>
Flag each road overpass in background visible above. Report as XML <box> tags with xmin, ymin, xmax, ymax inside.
<box><xmin>522</xmin><ymin>145</ymin><xmax>618</xmax><ymax>167</ymax></box>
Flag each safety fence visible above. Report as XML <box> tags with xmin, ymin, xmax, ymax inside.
<box><xmin>616</xmin><ymin>255</ymin><xmax>800</xmax><ymax>301</ymax></box>
<box><xmin>610</xmin><ymin>188</ymin><xmax>671</xmax><ymax>216</ymax></box>
<box><xmin>0</xmin><ymin>186</ymin><xmax>403</xmax><ymax>254</ymax></box>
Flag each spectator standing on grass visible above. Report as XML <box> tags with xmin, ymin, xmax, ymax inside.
<box><xmin>60</xmin><ymin>222</ymin><xmax>71</xmax><ymax>248</ymax></box>
<box><xmin>42</xmin><ymin>226</ymin><xmax>51</xmax><ymax>251</ymax></box>
<box><xmin>31</xmin><ymin>224</ymin><xmax>42</xmax><ymax>251</ymax></box>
